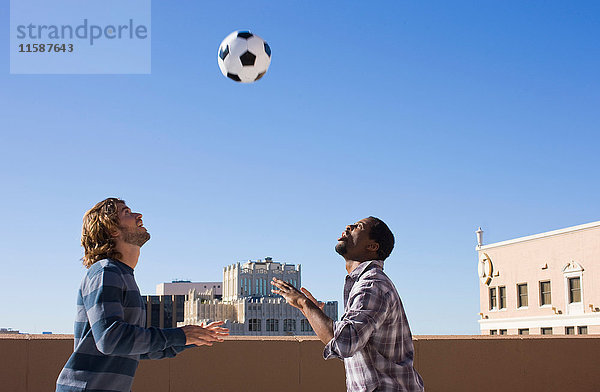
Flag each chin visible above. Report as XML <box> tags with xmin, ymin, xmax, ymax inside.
<box><xmin>140</xmin><ymin>232</ymin><xmax>151</xmax><ymax>246</ymax></box>
<box><xmin>335</xmin><ymin>241</ymin><xmax>347</xmax><ymax>256</ymax></box>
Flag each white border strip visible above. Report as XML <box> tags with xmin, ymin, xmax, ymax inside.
<box><xmin>477</xmin><ymin>220</ymin><xmax>600</xmax><ymax>250</ymax></box>
<box><xmin>479</xmin><ymin>313</ymin><xmax>600</xmax><ymax>330</ymax></box>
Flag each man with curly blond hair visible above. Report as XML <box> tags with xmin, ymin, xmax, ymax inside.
<box><xmin>56</xmin><ymin>198</ymin><xmax>228</xmax><ymax>392</ymax></box>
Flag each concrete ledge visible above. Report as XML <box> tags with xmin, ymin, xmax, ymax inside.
<box><xmin>2</xmin><ymin>335</ymin><xmax>600</xmax><ymax>391</ymax></box>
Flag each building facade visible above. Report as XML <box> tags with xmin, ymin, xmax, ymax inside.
<box><xmin>156</xmin><ymin>280</ymin><xmax>222</xmax><ymax>297</ymax></box>
<box><xmin>145</xmin><ymin>280</ymin><xmax>223</xmax><ymax>328</ymax></box>
<box><xmin>222</xmin><ymin>257</ymin><xmax>300</xmax><ymax>301</ymax></box>
<box><xmin>477</xmin><ymin>221</ymin><xmax>600</xmax><ymax>335</ymax></box>
<box><xmin>142</xmin><ymin>295</ymin><xmax>186</xmax><ymax>328</ymax></box>
<box><xmin>183</xmin><ymin>258</ymin><xmax>338</xmax><ymax>336</ymax></box>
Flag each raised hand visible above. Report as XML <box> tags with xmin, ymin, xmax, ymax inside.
<box><xmin>301</xmin><ymin>287</ymin><xmax>325</xmax><ymax>311</ymax></box>
<box><xmin>271</xmin><ymin>278</ymin><xmax>307</xmax><ymax>309</ymax></box>
<box><xmin>181</xmin><ymin>321</ymin><xmax>229</xmax><ymax>346</ymax></box>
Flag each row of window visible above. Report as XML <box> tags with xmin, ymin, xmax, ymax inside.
<box><xmin>143</xmin><ymin>295</ymin><xmax>186</xmax><ymax>328</ymax></box>
<box><xmin>489</xmin><ymin>326</ymin><xmax>588</xmax><ymax>335</ymax></box>
<box><xmin>248</xmin><ymin>318</ymin><xmax>313</xmax><ymax>332</ymax></box>
<box><xmin>489</xmin><ymin>277</ymin><xmax>581</xmax><ymax>310</ymax></box>
<box><xmin>241</xmin><ymin>278</ymin><xmax>297</xmax><ymax>296</ymax></box>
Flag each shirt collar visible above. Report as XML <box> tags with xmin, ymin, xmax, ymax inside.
<box><xmin>347</xmin><ymin>260</ymin><xmax>384</xmax><ymax>280</ymax></box>
<box><xmin>109</xmin><ymin>258</ymin><xmax>134</xmax><ymax>274</ymax></box>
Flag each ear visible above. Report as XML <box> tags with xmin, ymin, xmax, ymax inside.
<box><xmin>366</xmin><ymin>242</ymin><xmax>379</xmax><ymax>253</ymax></box>
<box><xmin>110</xmin><ymin>228</ymin><xmax>121</xmax><ymax>239</ymax></box>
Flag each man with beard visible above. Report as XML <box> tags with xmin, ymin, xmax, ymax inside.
<box><xmin>56</xmin><ymin>198</ymin><xmax>228</xmax><ymax>392</ymax></box>
<box><xmin>272</xmin><ymin>217</ymin><xmax>424</xmax><ymax>392</ymax></box>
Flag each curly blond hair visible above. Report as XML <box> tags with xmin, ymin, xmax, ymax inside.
<box><xmin>81</xmin><ymin>198</ymin><xmax>125</xmax><ymax>268</ymax></box>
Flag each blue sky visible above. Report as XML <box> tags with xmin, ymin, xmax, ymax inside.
<box><xmin>1</xmin><ymin>1</ymin><xmax>599</xmax><ymax>334</ymax></box>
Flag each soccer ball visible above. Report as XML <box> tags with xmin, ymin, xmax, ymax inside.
<box><xmin>218</xmin><ymin>30</ymin><xmax>271</xmax><ymax>83</ymax></box>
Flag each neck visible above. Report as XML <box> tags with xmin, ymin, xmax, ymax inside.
<box><xmin>344</xmin><ymin>253</ymin><xmax>379</xmax><ymax>274</ymax></box>
<box><xmin>114</xmin><ymin>242</ymin><xmax>141</xmax><ymax>269</ymax></box>
<box><xmin>345</xmin><ymin>259</ymin><xmax>363</xmax><ymax>274</ymax></box>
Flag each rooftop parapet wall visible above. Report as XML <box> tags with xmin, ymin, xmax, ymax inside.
<box><xmin>1</xmin><ymin>335</ymin><xmax>600</xmax><ymax>392</ymax></box>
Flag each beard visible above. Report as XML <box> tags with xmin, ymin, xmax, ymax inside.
<box><xmin>121</xmin><ymin>226</ymin><xmax>151</xmax><ymax>247</ymax></box>
<box><xmin>335</xmin><ymin>241</ymin><xmax>347</xmax><ymax>256</ymax></box>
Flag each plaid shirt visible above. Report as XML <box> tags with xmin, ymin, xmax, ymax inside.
<box><xmin>324</xmin><ymin>260</ymin><xmax>424</xmax><ymax>392</ymax></box>
<box><xmin>56</xmin><ymin>259</ymin><xmax>189</xmax><ymax>392</ymax></box>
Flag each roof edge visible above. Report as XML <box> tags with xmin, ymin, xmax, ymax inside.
<box><xmin>477</xmin><ymin>220</ymin><xmax>600</xmax><ymax>251</ymax></box>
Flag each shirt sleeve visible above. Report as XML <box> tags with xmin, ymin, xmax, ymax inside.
<box><xmin>323</xmin><ymin>280</ymin><xmax>388</xmax><ymax>360</ymax></box>
<box><xmin>140</xmin><ymin>344</ymin><xmax>195</xmax><ymax>360</ymax></box>
<box><xmin>83</xmin><ymin>267</ymin><xmax>187</xmax><ymax>356</ymax></box>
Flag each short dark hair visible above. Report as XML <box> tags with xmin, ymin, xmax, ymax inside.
<box><xmin>367</xmin><ymin>217</ymin><xmax>395</xmax><ymax>261</ymax></box>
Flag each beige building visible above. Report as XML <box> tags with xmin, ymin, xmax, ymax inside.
<box><xmin>156</xmin><ymin>280</ymin><xmax>222</xmax><ymax>297</ymax></box>
<box><xmin>183</xmin><ymin>258</ymin><xmax>338</xmax><ymax>335</ymax></box>
<box><xmin>477</xmin><ymin>221</ymin><xmax>600</xmax><ymax>336</ymax></box>
<box><xmin>222</xmin><ymin>257</ymin><xmax>300</xmax><ymax>301</ymax></box>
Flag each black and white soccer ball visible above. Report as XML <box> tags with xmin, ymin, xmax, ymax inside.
<box><xmin>218</xmin><ymin>30</ymin><xmax>271</xmax><ymax>83</ymax></box>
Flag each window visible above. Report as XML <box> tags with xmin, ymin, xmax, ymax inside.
<box><xmin>266</xmin><ymin>319</ymin><xmax>279</xmax><ymax>332</ymax></box>
<box><xmin>565</xmin><ymin>326</ymin><xmax>575</xmax><ymax>335</ymax></box>
<box><xmin>562</xmin><ymin>261</ymin><xmax>584</xmax><ymax>313</ymax></box>
<box><xmin>578</xmin><ymin>326</ymin><xmax>588</xmax><ymax>335</ymax></box>
<box><xmin>569</xmin><ymin>277</ymin><xmax>581</xmax><ymax>303</ymax></box>
<box><xmin>283</xmin><ymin>319</ymin><xmax>296</xmax><ymax>332</ymax></box>
<box><xmin>489</xmin><ymin>287</ymin><xmax>497</xmax><ymax>310</ymax></box>
<box><xmin>150</xmin><ymin>296</ymin><xmax>161</xmax><ymax>328</ymax></box>
<box><xmin>175</xmin><ymin>295</ymin><xmax>185</xmax><ymax>323</ymax></box>
<box><xmin>300</xmin><ymin>319</ymin><xmax>313</xmax><ymax>332</ymax></box>
<box><xmin>518</xmin><ymin>328</ymin><xmax>529</xmax><ymax>335</ymax></box>
<box><xmin>539</xmin><ymin>281</ymin><xmax>551</xmax><ymax>306</ymax></box>
<box><xmin>163</xmin><ymin>296</ymin><xmax>173</xmax><ymax>327</ymax></box>
<box><xmin>517</xmin><ymin>284</ymin><xmax>528</xmax><ymax>307</ymax></box>
<box><xmin>489</xmin><ymin>330</ymin><xmax>497</xmax><ymax>335</ymax></box>
<box><xmin>541</xmin><ymin>327</ymin><xmax>553</xmax><ymax>335</ymax></box>
<box><xmin>499</xmin><ymin>329</ymin><xmax>507</xmax><ymax>335</ymax></box>
<box><xmin>499</xmin><ymin>286</ymin><xmax>506</xmax><ymax>309</ymax></box>
<box><xmin>249</xmin><ymin>319</ymin><xmax>261</xmax><ymax>331</ymax></box>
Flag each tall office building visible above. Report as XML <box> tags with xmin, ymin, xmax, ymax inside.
<box><xmin>477</xmin><ymin>221</ymin><xmax>600</xmax><ymax>335</ymax></box>
<box><xmin>142</xmin><ymin>295</ymin><xmax>186</xmax><ymax>328</ymax></box>
<box><xmin>183</xmin><ymin>258</ymin><xmax>338</xmax><ymax>336</ymax></box>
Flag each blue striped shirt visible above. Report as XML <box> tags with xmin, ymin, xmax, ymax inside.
<box><xmin>56</xmin><ymin>259</ymin><xmax>188</xmax><ymax>392</ymax></box>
